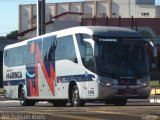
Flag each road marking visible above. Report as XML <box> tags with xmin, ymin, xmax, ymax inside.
<box><xmin>19</xmin><ymin>110</ymin><xmax>108</xmax><ymax>120</ymax></box>
<box><xmin>12</xmin><ymin>108</ymin><xmax>139</xmax><ymax>120</ymax></box>
<box><xmin>0</xmin><ymin>107</ymin><xmax>141</xmax><ymax>120</ymax></box>
<box><xmin>0</xmin><ymin>100</ymin><xmax>19</xmax><ymax>103</ymax></box>
<box><xmin>150</xmin><ymin>99</ymin><xmax>160</xmax><ymax>103</ymax></box>
<box><xmin>0</xmin><ymin>100</ymin><xmax>48</xmax><ymax>104</ymax></box>
<box><xmin>85</xmin><ymin>109</ymin><xmax>140</xmax><ymax>118</ymax></box>
<box><xmin>50</xmin><ymin>114</ymin><xmax>107</xmax><ymax>120</ymax></box>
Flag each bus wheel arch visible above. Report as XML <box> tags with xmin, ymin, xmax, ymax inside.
<box><xmin>18</xmin><ymin>85</ymin><xmax>35</xmax><ymax>106</ymax></box>
<box><xmin>18</xmin><ymin>84</ymin><xmax>24</xmax><ymax>99</ymax></box>
<box><xmin>69</xmin><ymin>82</ymin><xmax>85</xmax><ymax>107</ymax></box>
<box><xmin>18</xmin><ymin>85</ymin><xmax>27</xmax><ymax>106</ymax></box>
<box><xmin>68</xmin><ymin>81</ymin><xmax>77</xmax><ymax>101</ymax></box>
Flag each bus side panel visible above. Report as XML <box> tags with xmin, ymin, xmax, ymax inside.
<box><xmin>26</xmin><ymin>56</ymin><xmax>56</xmax><ymax>99</ymax></box>
<box><xmin>55</xmin><ymin>60</ymin><xmax>86</xmax><ymax>99</ymax></box>
<box><xmin>26</xmin><ymin>71</ymin><xmax>56</xmax><ymax>99</ymax></box>
<box><xmin>38</xmin><ymin>62</ymin><xmax>56</xmax><ymax>99</ymax></box>
<box><xmin>3</xmin><ymin>65</ymin><xmax>26</xmax><ymax>99</ymax></box>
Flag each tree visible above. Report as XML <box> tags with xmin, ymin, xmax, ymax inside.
<box><xmin>0</xmin><ymin>36</ymin><xmax>6</xmax><ymax>40</ymax></box>
<box><xmin>5</xmin><ymin>30</ymin><xmax>18</xmax><ymax>39</ymax></box>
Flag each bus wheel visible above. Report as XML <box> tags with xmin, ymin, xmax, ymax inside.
<box><xmin>71</xmin><ymin>85</ymin><xmax>85</xmax><ymax>107</ymax></box>
<box><xmin>52</xmin><ymin>100</ymin><xmax>67</xmax><ymax>107</ymax></box>
<box><xmin>19</xmin><ymin>87</ymin><xmax>35</xmax><ymax>106</ymax></box>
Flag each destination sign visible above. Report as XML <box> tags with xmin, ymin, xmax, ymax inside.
<box><xmin>99</xmin><ymin>39</ymin><xmax>117</xmax><ymax>42</ymax></box>
<box><xmin>6</xmin><ymin>69</ymin><xmax>22</xmax><ymax>79</ymax></box>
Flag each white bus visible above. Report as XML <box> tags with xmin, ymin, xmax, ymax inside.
<box><xmin>3</xmin><ymin>26</ymin><xmax>151</xmax><ymax>106</ymax></box>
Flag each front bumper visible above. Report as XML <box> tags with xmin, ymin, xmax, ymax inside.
<box><xmin>98</xmin><ymin>84</ymin><xmax>151</xmax><ymax>99</ymax></box>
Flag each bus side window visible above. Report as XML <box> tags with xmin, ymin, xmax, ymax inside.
<box><xmin>4</xmin><ymin>50</ymin><xmax>8</xmax><ymax>66</ymax></box>
<box><xmin>55</xmin><ymin>35</ymin><xmax>77</xmax><ymax>63</ymax></box>
<box><xmin>13</xmin><ymin>47</ymin><xmax>23</xmax><ymax>66</ymax></box>
<box><xmin>24</xmin><ymin>44</ymin><xmax>35</xmax><ymax>65</ymax></box>
<box><xmin>24</xmin><ymin>39</ymin><xmax>42</xmax><ymax>64</ymax></box>
<box><xmin>43</xmin><ymin>36</ymin><xmax>56</xmax><ymax>62</ymax></box>
<box><xmin>55</xmin><ymin>39</ymin><xmax>61</xmax><ymax>60</ymax></box>
<box><xmin>4</xmin><ymin>49</ymin><xmax>13</xmax><ymax>67</ymax></box>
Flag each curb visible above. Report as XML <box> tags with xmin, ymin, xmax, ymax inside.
<box><xmin>150</xmin><ymin>99</ymin><xmax>160</xmax><ymax>103</ymax></box>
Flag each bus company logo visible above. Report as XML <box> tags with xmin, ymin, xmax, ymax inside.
<box><xmin>99</xmin><ymin>38</ymin><xmax>117</xmax><ymax>42</ymax></box>
<box><xmin>6</xmin><ymin>69</ymin><xmax>22</xmax><ymax>79</ymax></box>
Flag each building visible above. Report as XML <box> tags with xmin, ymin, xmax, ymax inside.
<box><xmin>18</xmin><ymin>0</ymin><xmax>160</xmax><ymax>39</ymax></box>
<box><xmin>18</xmin><ymin>12</ymin><xmax>82</xmax><ymax>39</ymax></box>
<box><xmin>85</xmin><ymin>0</ymin><xmax>160</xmax><ymax>18</ymax></box>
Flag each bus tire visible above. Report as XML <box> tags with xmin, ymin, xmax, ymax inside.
<box><xmin>52</xmin><ymin>100</ymin><xmax>67</xmax><ymax>107</ymax></box>
<box><xmin>71</xmin><ymin>85</ymin><xmax>85</xmax><ymax>107</ymax></box>
<box><xmin>19</xmin><ymin>87</ymin><xmax>35</xmax><ymax>106</ymax></box>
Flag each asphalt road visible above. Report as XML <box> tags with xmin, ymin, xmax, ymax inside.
<box><xmin>0</xmin><ymin>96</ymin><xmax>160</xmax><ymax>120</ymax></box>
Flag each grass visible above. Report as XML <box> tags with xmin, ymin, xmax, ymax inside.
<box><xmin>0</xmin><ymin>88</ymin><xmax>4</xmax><ymax>94</ymax></box>
<box><xmin>150</xmin><ymin>80</ymin><xmax>160</xmax><ymax>87</ymax></box>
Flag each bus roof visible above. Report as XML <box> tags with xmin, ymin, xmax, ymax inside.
<box><xmin>83</xmin><ymin>26</ymin><xmax>141</xmax><ymax>37</ymax></box>
<box><xmin>4</xmin><ymin>26</ymin><xmax>141</xmax><ymax>50</ymax></box>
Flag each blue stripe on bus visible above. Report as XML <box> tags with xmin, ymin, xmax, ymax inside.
<box><xmin>3</xmin><ymin>79</ymin><xmax>26</xmax><ymax>86</ymax></box>
<box><xmin>57</xmin><ymin>74</ymin><xmax>95</xmax><ymax>83</ymax></box>
<box><xmin>3</xmin><ymin>74</ymin><xmax>95</xmax><ymax>86</ymax></box>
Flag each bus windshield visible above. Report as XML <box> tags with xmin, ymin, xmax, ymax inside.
<box><xmin>94</xmin><ymin>36</ymin><xmax>149</xmax><ymax>78</ymax></box>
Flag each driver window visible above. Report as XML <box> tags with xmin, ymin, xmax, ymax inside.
<box><xmin>76</xmin><ymin>34</ymin><xmax>95</xmax><ymax>72</ymax></box>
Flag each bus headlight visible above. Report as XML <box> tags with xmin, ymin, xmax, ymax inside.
<box><xmin>140</xmin><ymin>76</ymin><xmax>150</xmax><ymax>86</ymax></box>
<box><xmin>97</xmin><ymin>77</ymin><xmax>113</xmax><ymax>86</ymax></box>
<box><xmin>141</xmin><ymin>81</ymin><xmax>150</xmax><ymax>86</ymax></box>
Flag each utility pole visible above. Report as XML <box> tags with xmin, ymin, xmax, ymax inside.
<box><xmin>37</xmin><ymin>0</ymin><xmax>45</xmax><ymax>36</ymax></box>
<box><xmin>37</xmin><ymin>0</ymin><xmax>41</xmax><ymax>36</ymax></box>
<box><xmin>41</xmin><ymin>0</ymin><xmax>46</xmax><ymax>35</ymax></box>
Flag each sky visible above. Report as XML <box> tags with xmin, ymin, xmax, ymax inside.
<box><xmin>0</xmin><ymin>0</ymin><xmax>160</xmax><ymax>36</ymax></box>
<box><xmin>0</xmin><ymin>0</ymin><xmax>81</xmax><ymax>36</ymax></box>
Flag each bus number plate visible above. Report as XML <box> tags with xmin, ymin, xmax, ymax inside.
<box><xmin>88</xmin><ymin>90</ymin><xmax>94</xmax><ymax>96</ymax></box>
